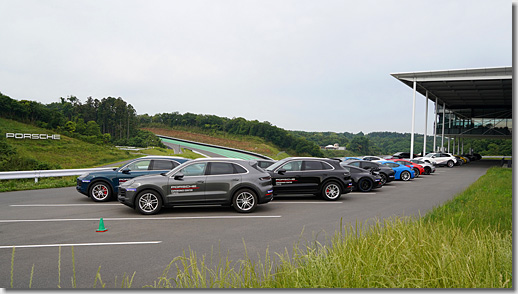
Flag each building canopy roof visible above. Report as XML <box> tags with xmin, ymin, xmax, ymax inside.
<box><xmin>391</xmin><ymin>67</ymin><xmax>512</xmax><ymax>119</ymax></box>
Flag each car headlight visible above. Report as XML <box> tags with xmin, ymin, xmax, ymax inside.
<box><xmin>123</xmin><ymin>180</ymin><xmax>135</xmax><ymax>186</ymax></box>
<box><xmin>78</xmin><ymin>173</ymin><xmax>90</xmax><ymax>179</ymax></box>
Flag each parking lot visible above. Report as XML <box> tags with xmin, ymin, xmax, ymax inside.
<box><xmin>0</xmin><ymin>160</ymin><xmax>499</xmax><ymax>288</ymax></box>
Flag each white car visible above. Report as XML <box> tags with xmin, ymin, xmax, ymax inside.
<box><xmin>416</xmin><ymin>153</ymin><xmax>457</xmax><ymax>168</ymax></box>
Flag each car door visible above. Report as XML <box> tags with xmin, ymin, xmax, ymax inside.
<box><xmin>205</xmin><ymin>162</ymin><xmax>243</xmax><ymax>202</ymax></box>
<box><xmin>298</xmin><ymin>160</ymin><xmax>326</xmax><ymax>193</ymax></box>
<box><xmin>166</xmin><ymin>162</ymin><xmax>207</xmax><ymax>204</ymax></box>
<box><xmin>271</xmin><ymin>160</ymin><xmax>304</xmax><ymax>194</ymax></box>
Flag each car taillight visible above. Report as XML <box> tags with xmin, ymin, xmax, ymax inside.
<box><xmin>259</xmin><ymin>176</ymin><xmax>272</xmax><ymax>181</ymax></box>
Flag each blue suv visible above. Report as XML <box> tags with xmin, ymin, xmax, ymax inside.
<box><xmin>76</xmin><ymin>156</ymin><xmax>190</xmax><ymax>202</ymax></box>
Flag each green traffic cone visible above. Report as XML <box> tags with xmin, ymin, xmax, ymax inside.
<box><xmin>96</xmin><ymin>218</ymin><xmax>108</xmax><ymax>232</ymax></box>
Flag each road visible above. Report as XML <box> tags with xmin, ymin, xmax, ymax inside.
<box><xmin>0</xmin><ymin>160</ymin><xmax>499</xmax><ymax>288</ymax></box>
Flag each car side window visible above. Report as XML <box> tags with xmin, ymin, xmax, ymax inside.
<box><xmin>281</xmin><ymin>161</ymin><xmax>302</xmax><ymax>172</ymax></box>
<box><xmin>179</xmin><ymin>163</ymin><xmax>207</xmax><ymax>176</ymax></box>
<box><xmin>349</xmin><ymin>162</ymin><xmax>361</xmax><ymax>167</ymax></box>
<box><xmin>233</xmin><ymin>164</ymin><xmax>248</xmax><ymax>174</ymax></box>
<box><xmin>322</xmin><ymin>162</ymin><xmax>333</xmax><ymax>170</ymax></box>
<box><xmin>363</xmin><ymin>162</ymin><xmax>376</xmax><ymax>168</ymax></box>
<box><xmin>303</xmin><ymin>160</ymin><xmax>323</xmax><ymax>171</ymax></box>
<box><xmin>126</xmin><ymin>160</ymin><xmax>152</xmax><ymax>171</ymax></box>
<box><xmin>208</xmin><ymin>162</ymin><xmax>235</xmax><ymax>175</ymax></box>
<box><xmin>150</xmin><ymin>160</ymin><xmax>176</xmax><ymax>170</ymax></box>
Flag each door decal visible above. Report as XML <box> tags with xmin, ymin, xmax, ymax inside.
<box><xmin>276</xmin><ymin>178</ymin><xmax>297</xmax><ymax>185</ymax></box>
<box><xmin>171</xmin><ymin>185</ymin><xmax>199</xmax><ymax>193</ymax></box>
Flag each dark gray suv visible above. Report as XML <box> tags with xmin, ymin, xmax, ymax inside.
<box><xmin>118</xmin><ymin>158</ymin><xmax>274</xmax><ymax>215</ymax></box>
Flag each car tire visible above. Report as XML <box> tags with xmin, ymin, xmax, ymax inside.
<box><xmin>424</xmin><ymin>167</ymin><xmax>431</xmax><ymax>175</ymax></box>
<box><xmin>89</xmin><ymin>181</ymin><xmax>112</xmax><ymax>202</ymax></box>
<box><xmin>320</xmin><ymin>181</ymin><xmax>342</xmax><ymax>201</ymax></box>
<box><xmin>233</xmin><ymin>189</ymin><xmax>258</xmax><ymax>213</ymax></box>
<box><xmin>135</xmin><ymin>190</ymin><xmax>163</xmax><ymax>215</ymax></box>
<box><xmin>357</xmin><ymin>178</ymin><xmax>374</xmax><ymax>192</ymax></box>
<box><xmin>379</xmin><ymin>173</ymin><xmax>388</xmax><ymax>185</ymax></box>
<box><xmin>400</xmin><ymin>171</ymin><xmax>411</xmax><ymax>181</ymax></box>
<box><xmin>412</xmin><ymin>168</ymin><xmax>420</xmax><ymax>178</ymax></box>
<box><xmin>447</xmin><ymin>160</ymin><xmax>454</xmax><ymax>168</ymax></box>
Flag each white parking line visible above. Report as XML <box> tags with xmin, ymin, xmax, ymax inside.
<box><xmin>10</xmin><ymin>204</ymin><xmax>120</xmax><ymax>207</ymax></box>
<box><xmin>272</xmin><ymin>201</ymin><xmax>343</xmax><ymax>204</ymax></box>
<box><xmin>0</xmin><ymin>241</ymin><xmax>162</xmax><ymax>249</ymax></box>
<box><xmin>0</xmin><ymin>215</ymin><xmax>282</xmax><ymax>223</ymax></box>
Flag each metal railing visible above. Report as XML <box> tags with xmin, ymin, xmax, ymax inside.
<box><xmin>0</xmin><ymin>168</ymin><xmax>115</xmax><ymax>183</ymax></box>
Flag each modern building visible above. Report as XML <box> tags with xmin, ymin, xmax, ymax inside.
<box><xmin>391</xmin><ymin>66</ymin><xmax>512</xmax><ymax>158</ymax></box>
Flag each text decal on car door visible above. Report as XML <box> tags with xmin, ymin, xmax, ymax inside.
<box><xmin>171</xmin><ymin>185</ymin><xmax>199</xmax><ymax>193</ymax></box>
<box><xmin>276</xmin><ymin>178</ymin><xmax>297</xmax><ymax>185</ymax></box>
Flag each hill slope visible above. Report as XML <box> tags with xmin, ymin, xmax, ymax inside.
<box><xmin>143</xmin><ymin>127</ymin><xmax>289</xmax><ymax>160</ymax></box>
<box><xmin>0</xmin><ymin>118</ymin><xmax>137</xmax><ymax>170</ymax></box>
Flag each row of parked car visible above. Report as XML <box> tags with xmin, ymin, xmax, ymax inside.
<box><xmin>76</xmin><ymin>151</ymin><xmax>474</xmax><ymax>215</ymax></box>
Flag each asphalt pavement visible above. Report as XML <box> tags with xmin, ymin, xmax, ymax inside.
<box><xmin>0</xmin><ymin>160</ymin><xmax>501</xmax><ymax>289</ymax></box>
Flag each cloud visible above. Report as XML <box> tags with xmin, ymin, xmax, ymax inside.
<box><xmin>0</xmin><ymin>0</ymin><xmax>511</xmax><ymax>134</ymax></box>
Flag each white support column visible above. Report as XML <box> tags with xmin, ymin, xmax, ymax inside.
<box><xmin>423</xmin><ymin>91</ymin><xmax>428</xmax><ymax>156</ymax></box>
<box><xmin>447</xmin><ymin>112</ymin><xmax>451</xmax><ymax>153</ymax></box>
<box><xmin>410</xmin><ymin>79</ymin><xmax>417</xmax><ymax>159</ymax></box>
<box><xmin>433</xmin><ymin>97</ymin><xmax>438</xmax><ymax>152</ymax></box>
<box><xmin>441</xmin><ymin>103</ymin><xmax>446</xmax><ymax>152</ymax></box>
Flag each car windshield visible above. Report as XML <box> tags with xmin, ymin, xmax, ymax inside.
<box><xmin>424</xmin><ymin>153</ymin><xmax>435</xmax><ymax>158</ymax></box>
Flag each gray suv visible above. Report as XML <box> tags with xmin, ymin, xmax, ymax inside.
<box><xmin>118</xmin><ymin>158</ymin><xmax>274</xmax><ymax>215</ymax></box>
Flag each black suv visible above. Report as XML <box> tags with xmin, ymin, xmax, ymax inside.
<box><xmin>265</xmin><ymin>157</ymin><xmax>353</xmax><ymax>200</ymax></box>
<box><xmin>342</xmin><ymin>160</ymin><xmax>395</xmax><ymax>185</ymax></box>
<box><xmin>118</xmin><ymin>158</ymin><xmax>274</xmax><ymax>214</ymax></box>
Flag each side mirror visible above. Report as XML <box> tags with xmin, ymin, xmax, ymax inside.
<box><xmin>278</xmin><ymin>169</ymin><xmax>287</xmax><ymax>175</ymax></box>
<box><xmin>122</xmin><ymin>168</ymin><xmax>130</xmax><ymax>174</ymax></box>
<box><xmin>174</xmin><ymin>173</ymin><xmax>185</xmax><ymax>180</ymax></box>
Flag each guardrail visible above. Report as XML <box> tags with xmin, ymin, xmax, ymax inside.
<box><xmin>0</xmin><ymin>167</ymin><xmax>115</xmax><ymax>183</ymax></box>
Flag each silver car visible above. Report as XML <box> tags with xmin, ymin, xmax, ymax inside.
<box><xmin>409</xmin><ymin>159</ymin><xmax>436</xmax><ymax>175</ymax></box>
<box><xmin>118</xmin><ymin>158</ymin><xmax>274</xmax><ymax>215</ymax></box>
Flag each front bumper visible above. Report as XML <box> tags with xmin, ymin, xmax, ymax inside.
<box><xmin>118</xmin><ymin>187</ymin><xmax>137</xmax><ymax>208</ymax></box>
<box><xmin>76</xmin><ymin>179</ymin><xmax>89</xmax><ymax>196</ymax></box>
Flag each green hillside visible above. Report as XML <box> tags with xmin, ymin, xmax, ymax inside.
<box><xmin>0</xmin><ymin>118</ymin><xmax>138</xmax><ymax>170</ymax></box>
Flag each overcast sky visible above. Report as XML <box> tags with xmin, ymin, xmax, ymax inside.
<box><xmin>0</xmin><ymin>0</ymin><xmax>512</xmax><ymax>134</ymax></box>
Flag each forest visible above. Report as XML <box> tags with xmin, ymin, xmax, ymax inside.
<box><xmin>0</xmin><ymin>92</ymin><xmax>163</xmax><ymax>147</ymax></box>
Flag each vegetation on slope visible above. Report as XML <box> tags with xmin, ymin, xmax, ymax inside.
<box><xmin>0</xmin><ymin>118</ymin><xmax>137</xmax><ymax>171</ymax></box>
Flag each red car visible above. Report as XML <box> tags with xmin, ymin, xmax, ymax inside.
<box><xmin>389</xmin><ymin>159</ymin><xmax>425</xmax><ymax>177</ymax></box>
